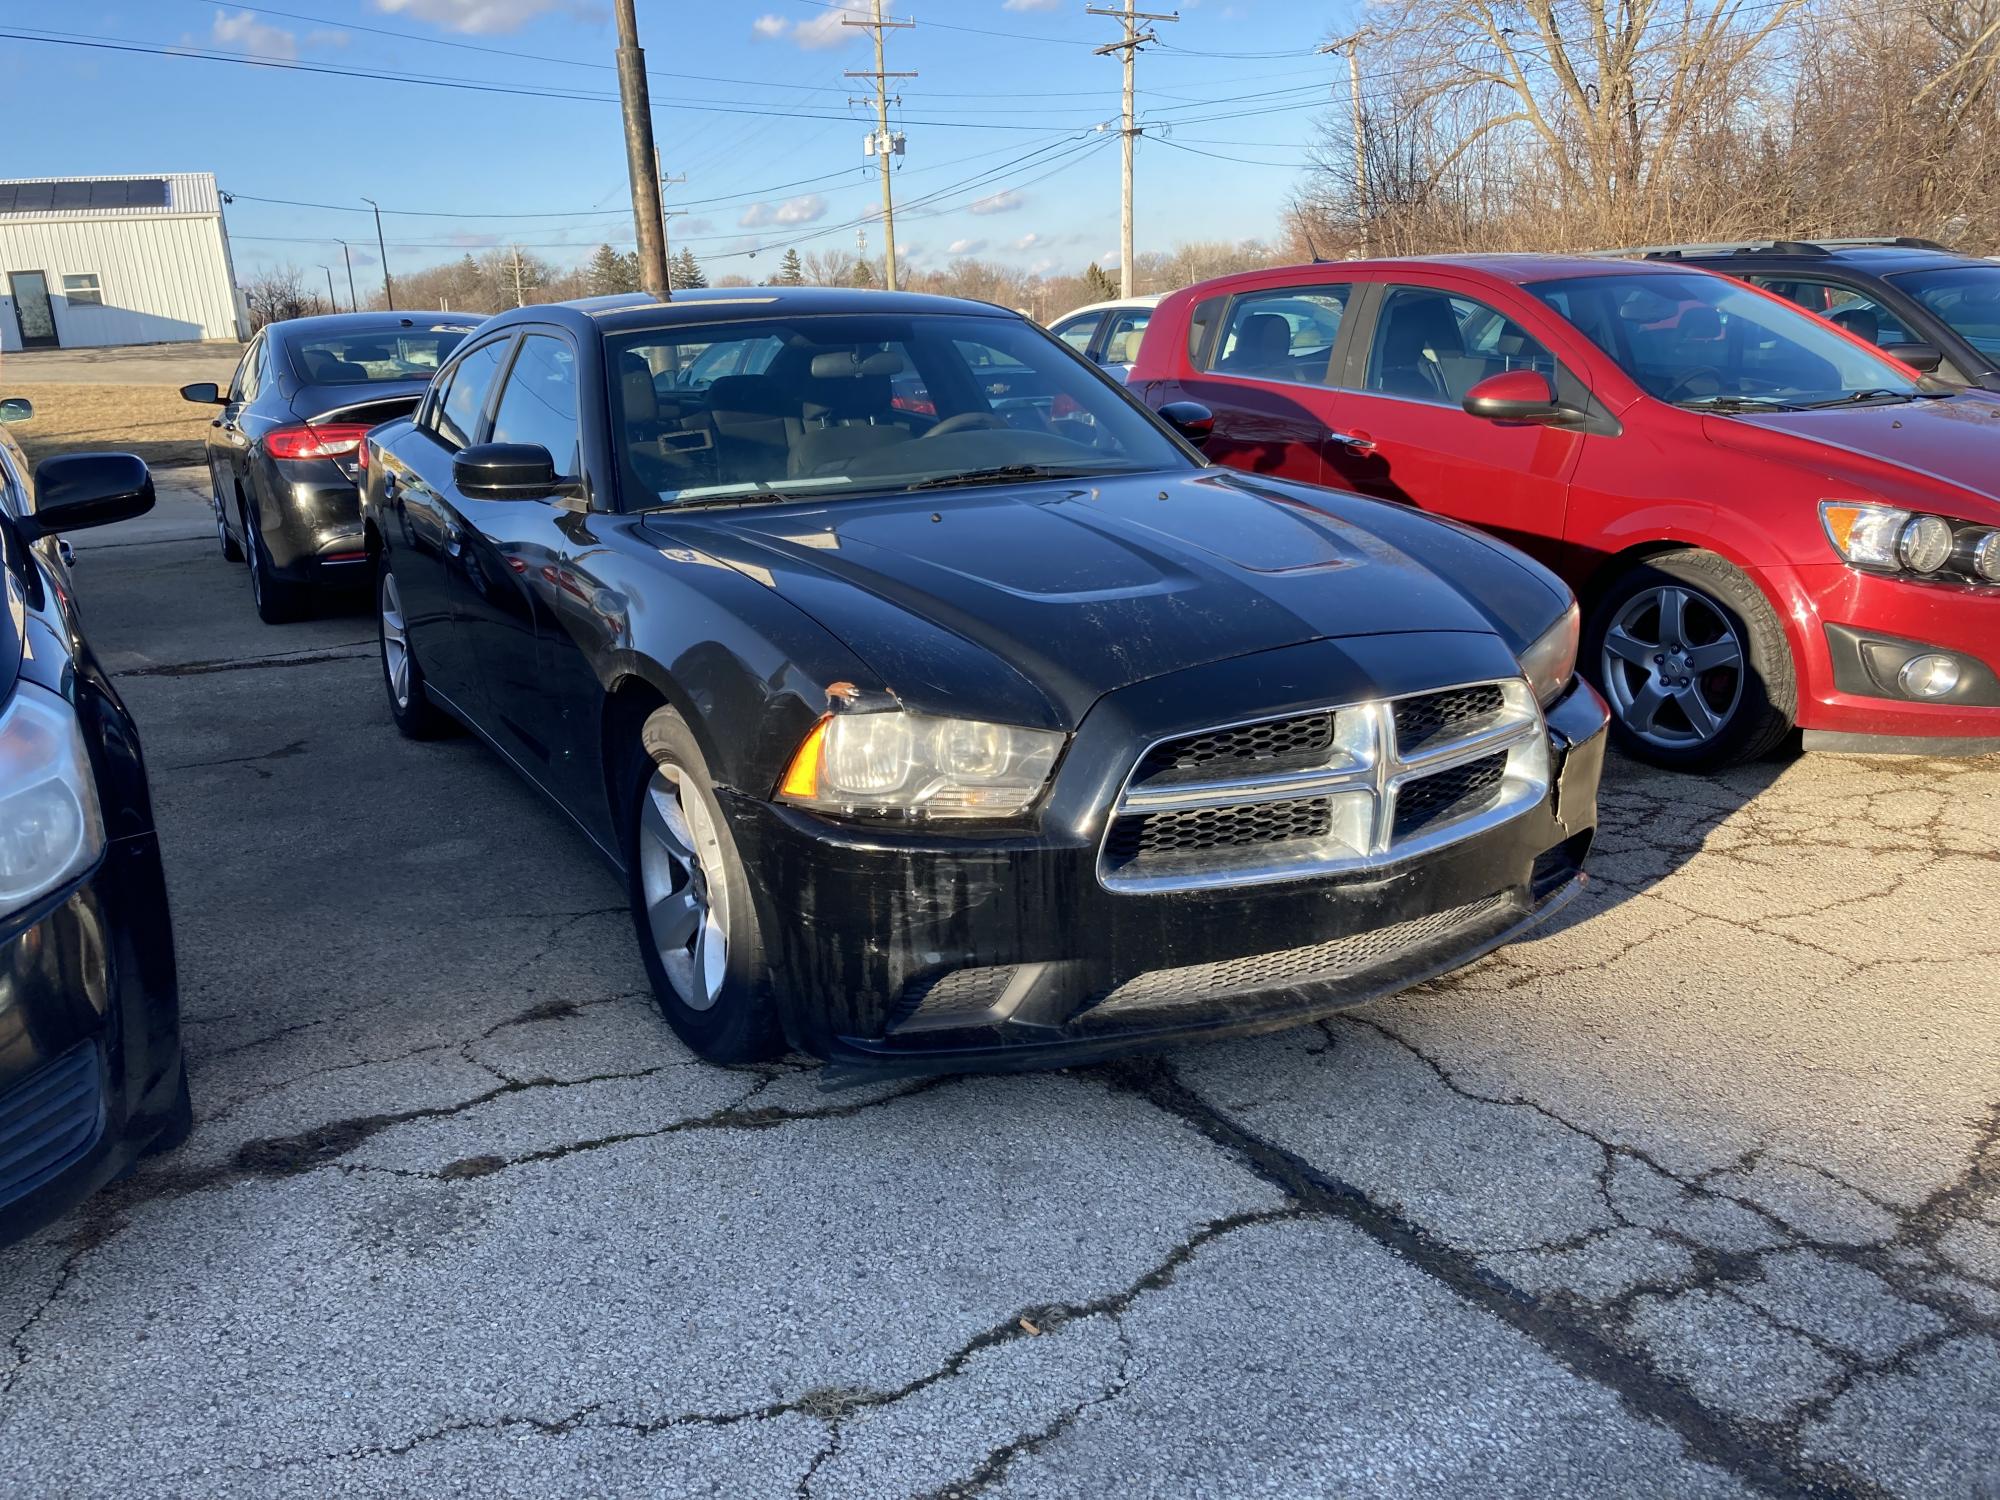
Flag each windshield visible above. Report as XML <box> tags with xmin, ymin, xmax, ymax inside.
<box><xmin>1527</xmin><ymin>271</ymin><xmax>1924</xmax><ymax>408</ymax></box>
<box><xmin>1889</xmin><ymin>264</ymin><xmax>2000</xmax><ymax>361</ymax></box>
<box><xmin>289</xmin><ymin>327</ymin><xmax>467</xmax><ymax>386</ymax></box>
<box><xmin>607</xmin><ymin>312</ymin><xmax>1188</xmax><ymax>508</ymax></box>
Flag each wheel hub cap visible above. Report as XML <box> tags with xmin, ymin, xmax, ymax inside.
<box><xmin>638</xmin><ymin>766</ymin><xmax>730</xmax><ymax>1011</ymax></box>
<box><xmin>380</xmin><ymin>571</ymin><xmax>410</xmax><ymax>709</ymax></box>
<box><xmin>1600</xmin><ymin>584</ymin><xmax>1746</xmax><ymax>749</ymax></box>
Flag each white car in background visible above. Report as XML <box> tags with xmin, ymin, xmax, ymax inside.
<box><xmin>1048</xmin><ymin>294</ymin><xmax>1162</xmax><ymax>382</ymax></box>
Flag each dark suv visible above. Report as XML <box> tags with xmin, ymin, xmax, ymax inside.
<box><xmin>1616</xmin><ymin>238</ymin><xmax>2000</xmax><ymax>390</ymax></box>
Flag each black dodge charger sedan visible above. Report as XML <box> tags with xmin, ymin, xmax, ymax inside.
<box><xmin>182</xmin><ymin>311</ymin><xmax>469</xmax><ymax>622</ymax></box>
<box><xmin>360</xmin><ymin>288</ymin><xmax>1607</xmax><ymax>1070</ymax></box>
<box><xmin>0</xmin><ymin>426</ymin><xmax>187</xmax><ymax>1248</ymax></box>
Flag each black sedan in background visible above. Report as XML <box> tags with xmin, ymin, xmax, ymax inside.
<box><xmin>182</xmin><ymin>312</ymin><xmax>470</xmax><ymax>622</ymax></box>
<box><xmin>0</xmin><ymin>424</ymin><xmax>186</xmax><ymax>1248</ymax></box>
<box><xmin>361</xmin><ymin>288</ymin><xmax>1606</xmax><ymax>1072</ymax></box>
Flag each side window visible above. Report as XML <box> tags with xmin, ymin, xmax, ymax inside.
<box><xmin>1365</xmin><ymin>287</ymin><xmax>1555</xmax><ymax>405</ymax></box>
<box><xmin>1052</xmin><ymin>313</ymin><xmax>1102</xmax><ymax>354</ymax></box>
<box><xmin>228</xmin><ymin>335</ymin><xmax>261</xmax><ymax>402</ymax></box>
<box><xmin>1744</xmin><ymin>276</ymin><xmax>1912</xmax><ymax>347</ymax></box>
<box><xmin>1100</xmin><ymin>308</ymin><xmax>1151</xmax><ymax>366</ymax></box>
<box><xmin>489</xmin><ymin>335</ymin><xmax>581</xmax><ymax>479</ymax></box>
<box><xmin>1186</xmin><ymin>296</ymin><xmax>1223</xmax><ymax>364</ymax></box>
<box><xmin>430</xmin><ymin>338</ymin><xmax>512</xmax><ymax>451</ymax></box>
<box><xmin>1206</xmin><ymin>287</ymin><xmax>1349</xmax><ymax>385</ymax></box>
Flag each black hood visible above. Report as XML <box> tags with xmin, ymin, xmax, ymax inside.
<box><xmin>651</xmin><ymin>469</ymin><xmax>1569</xmax><ymax>728</ymax></box>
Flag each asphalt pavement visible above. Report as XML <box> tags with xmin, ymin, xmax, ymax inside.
<box><xmin>2</xmin><ymin>470</ymin><xmax>1995</xmax><ymax>1498</ymax></box>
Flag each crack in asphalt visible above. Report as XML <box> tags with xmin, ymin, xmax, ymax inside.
<box><xmin>116</xmin><ymin>644</ymin><xmax>374</xmax><ymax>679</ymax></box>
<box><xmin>160</xmin><ymin>737</ymin><xmax>309</xmax><ymax>778</ymax></box>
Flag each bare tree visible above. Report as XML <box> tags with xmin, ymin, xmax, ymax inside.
<box><xmin>241</xmin><ymin>265</ymin><xmax>329</xmax><ymax>330</ymax></box>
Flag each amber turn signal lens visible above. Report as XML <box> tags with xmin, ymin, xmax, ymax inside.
<box><xmin>779</xmin><ymin>716</ymin><xmax>831</xmax><ymax>799</ymax></box>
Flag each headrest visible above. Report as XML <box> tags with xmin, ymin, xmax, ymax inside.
<box><xmin>619</xmin><ymin>352</ymin><xmax>659</xmax><ymax>424</ymax></box>
<box><xmin>1382</xmin><ymin>296</ymin><xmax>1463</xmax><ymax>355</ymax></box>
<box><xmin>808</xmin><ymin>349</ymin><xmax>906</xmax><ymax>379</ymax></box>
<box><xmin>1237</xmin><ymin>313</ymin><xmax>1291</xmax><ymax>361</ymax></box>
<box><xmin>705</xmin><ymin>374</ymin><xmax>792</xmax><ymax>416</ymax></box>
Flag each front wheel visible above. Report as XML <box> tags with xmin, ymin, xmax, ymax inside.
<box><xmin>626</xmin><ymin>708</ymin><xmax>781</xmax><ymax>1064</ymax></box>
<box><xmin>1585</xmin><ymin>548</ymin><xmax>1795</xmax><ymax>771</ymax></box>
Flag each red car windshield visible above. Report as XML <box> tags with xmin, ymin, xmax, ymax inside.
<box><xmin>1527</xmin><ymin>271</ymin><xmax>1926</xmax><ymax>409</ymax></box>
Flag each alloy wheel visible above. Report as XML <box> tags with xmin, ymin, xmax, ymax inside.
<box><xmin>380</xmin><ymin>570</ymin><xmax>411</xmax><ymax>709</ymax></box>
<box><xmin>637</xmin><ymin>764</ymin><xmax>730</xmax><ymax>1011</ymax></box>
<box><xmin>246</xmin><ymin>511</ymin><xmax>265</xmax><ymax>610</ymax></box>
<box><xmin>1599</xmin><ymin>584</ymin><xmax>1746</xmax><ymax>750</ymax></box>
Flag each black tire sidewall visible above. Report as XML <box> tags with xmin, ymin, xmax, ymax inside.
<box><xmin>1585</xmin><ymin>550</ymin><xmax>1795</xmax><ymax>771</ymax></box>
<box><xmin>377</xmin><ymin>554</ymin><xmax>448</xmax><ymax>738</ymax></box>
<box><xmin>624</xmin><ymin>709</ymin><xmax>780</xmax><ymax>1063</ymax></box>
<box><xmin>246</xmin><ymin>502</ymin><xmax>301</xmax><ymax>623</ymax></box>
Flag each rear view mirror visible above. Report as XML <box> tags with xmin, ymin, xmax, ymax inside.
<box><xmin>1462</xmin><ymin>370</ymin><xmax>1566</xmax><ymax>423</ymax></box>
<box><xmin>0</xmin><ymin>397</ymin><xmax>32</xmax><ymax>425</ymax></box>
<box><xmin>180</xmin><ymin>382</ymin><xmax>224</xmax><ymax>405</ymax></box>
<box><xmin>26</xmin><ymin>453</ymin><xmax>154</xmax><ymax>537</ymax></box>
<box><xmin>1881</xmin><ymin>342</ymin><xmax>1944</xmax><ymax>374</ymax></box>
<box><xmin>1157</xmin><ymin>400</ymin><xmax>1214</xmax><ymax>447</ymax></box>
<box><xmin>454</xmin><ymin>443</ymin><xmax>560</xmax><ymax>501</ymax></box>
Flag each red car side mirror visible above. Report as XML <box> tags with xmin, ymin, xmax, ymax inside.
<box><xmin>1462</xmin><ymin>369</ymin><xmax>1566</xmax><ymax>423</ymax></box>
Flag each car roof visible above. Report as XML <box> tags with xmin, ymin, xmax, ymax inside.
<box><xmin>268</xmin><ymin>311</ymin><xmax>471</xmax><ymax>341</ymax></box>
<box><xmin>1052</xmin><ymin>295</ymin><xmax>1164</xmax><ymax>322</ymax></box>
<box><xmin>1612</xmin><ymin>241</ymin><xmax>1988</xmax><ymax>274</ymax></box>
<box><xmin>1178</xmin><ymin>254</ymin><xmax>1688</xmax><ymax>291</ymax></box>
<box><xmin>485</xmin><ymin>286</ymin><xmax>1018</xmax><ymax>341</ymax></box>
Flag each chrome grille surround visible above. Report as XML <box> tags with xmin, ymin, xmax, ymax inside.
<box><xmin>1098</xmin><ymin>678</ymin><xmax>1550</xmax><ymax>893</ymax></box>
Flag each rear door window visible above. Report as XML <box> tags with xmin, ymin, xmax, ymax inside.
<box><xmin>1051</xmin><ymin>313</ymin><xmax>1103</xmax><ymax>355</ymax></box>
<box><xmin>489</xmin><ymin>334</ymin><xmax>581</xmax><ymax>478</ymax></box>
<box><xmin>1206</xmin><ymin>287</ymin><xmax>1349</xmax><ymax>385</ymax></box>
<box><xmin>1743</xmin><ymin>277</ymin><xmax>1913</xmax><ymax>347</ymax></box>
<box><xmin>1364</xmin><ymin>287</ymin><xmax>1556</xmax><ymax>405</ymax></box>
<box><xmin>429</xmin><ymin>337</ymin><xmax>512</xmax><ymax>451</ymax></box>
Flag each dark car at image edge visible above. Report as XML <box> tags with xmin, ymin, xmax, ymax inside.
<box><xmin>0</xmin><ymin>408</ymin><xmax>186</xmax><ymax>1248</ymax></box>
<box><xmin>360</xmin><ymin>287</ymin><xmax>1607</xmax><ymax>1073</ymax></box>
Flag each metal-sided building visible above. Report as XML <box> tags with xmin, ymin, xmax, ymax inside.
<box><xmin>0</xmin><ymin>173</ymin><xmax>246</xmax><ymax>352</ymax></box>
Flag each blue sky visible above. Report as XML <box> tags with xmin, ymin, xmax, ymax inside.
<box><xmin>0</xmin><ymin>0</ymin><xmax>1363</xmax><ymax>285</ymax></box>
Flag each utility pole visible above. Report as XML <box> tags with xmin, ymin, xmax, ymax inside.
<box><xmin>844</xmin><ymin>0</ymin><xmax>914</xmax><ymax>292</ymax></box>
<box><xmin>507</xmin><ymin>245</ymin><xmax>536</xmax><ymax>307</ymax></box>
<box><xmin>653</xmin><ymin>146</ymin><xmax>687</xmax><ymax>270</ymax></box>
<box><xmin>334</xmin><ymin>239</ymin><xmax>357</xmax><ymax>311</ymax></box>
<box><xmin>1089</xmin><ymin>2</ymin><xmax>1177</xmax><ymax>298</ymax></box>
<box><xmin>361</xmin><ymin>197</ymin><xmax>394</xmax><ymax>309</ymax></box>
<box><xmin>1319</xmin><ymin>32</ymin><xmax>1371</xmax><ymax>257</ymax></box>
<box><xmin>613</xmin><ymin>0</ymin><xmax>671</xmax><ymax>299</ymax></box>
<box><xmin>319</xmin><ymin>265</ymin><xmax>337</xmax><ymax>313</ymax></box>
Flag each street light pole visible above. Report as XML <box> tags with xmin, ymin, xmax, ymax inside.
<box><xmin>361</xmin><ymin>198</ymin><xmax>394</xmax><ymax>309</ymax></box>
<box><xmin>334</xmin><ymin>239</ymin><xmax>357</xmax><ymax>311</ymax></box>
<box><xmin>319</xmin><ymin>265</ymin><xmax>337</xmax><ymax>313</ymax></box>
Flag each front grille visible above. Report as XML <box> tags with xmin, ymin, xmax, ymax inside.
<box><xmin>1394</xmin><ymin>684</ymin><xmax>1506</xmax><ymax>756</ymax></box>
<box><xmin>1134</xmin><ymin>712</ymin><xmax>1334</xmax><ymax>784</ymax></box>
<box><xmin>1099</xmin><ymin>680</ymin><xmax>1548</xmax><ymax>892</ymax></box>
<box><xmin>1085</xmin><ymin>895</ymin><xmax>1511</xmax><ymax>1017</ymax></box>
<box><xmin>0</xmin><ymin>1044</ymin><xmax>105</xmax><ymax>1211</ymax></box>
<box><xmin>1391</xmin><ymin>751</ymin><xmax>1507</xmax><ymax>839</ymax></box>
<box><xmin>1104</xmin><ymin>795</ymin><xmax>1331</xmax><ymax>862</ymax></box>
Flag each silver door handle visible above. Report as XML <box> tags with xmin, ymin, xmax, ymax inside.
<box><xmin>1328</xmin><ymin>430</ymin><xmax>1376</xmax><ymax>452</ymax></box>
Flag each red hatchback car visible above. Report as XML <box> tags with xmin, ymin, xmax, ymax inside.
<box><xmin>1131</xmin><ymin>255</ymin><xmax>2000</xmax><ymax>769</ymax></box>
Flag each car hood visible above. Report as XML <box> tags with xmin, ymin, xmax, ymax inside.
<box><xmin>651</xmin><ymin>468</ymin><xmax>1568</xmax><ymax>727</ymax></box>
<box><xmin>1711</xmin><ymin>394</ymin><xmax>2000</xmax><ymax>519</ymax></box>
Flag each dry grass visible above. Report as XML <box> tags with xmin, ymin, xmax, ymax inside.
<box><xmin>5</xmin><ymin>383</ymin><xmax>212</xmax><ymax>472</ymax></box>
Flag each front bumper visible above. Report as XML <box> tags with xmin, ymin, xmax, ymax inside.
<box><xmin>0</xmin><ymin>833</ymin><xmax>182</xmax><ymax>1248</ymax></box>
<box><xmin>727</xmin><ymin>649</ymin><xmax>1608</xmax><ymax>1072</ymax></box>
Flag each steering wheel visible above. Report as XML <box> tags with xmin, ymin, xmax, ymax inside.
<box><xmin>921</xmin><ymin>412</ymin><xmax>1009</xmax><ymax>439</ymax></box>
<box><xmin>1658</xmin><ymin>367</ymin><xmax>1726</xmax><ymax>402</ymax></box>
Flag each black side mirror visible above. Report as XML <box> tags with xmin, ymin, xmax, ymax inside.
<box><xmin>180</xmin><ymin>382</ymin><xmax>225</xmax><ymax>405</ymax></box>
<box><xmin>1462</xmin><ymin>370</ymin><xmax>1567</xmax><ymax>423</ymax></box>
<box><xmin>453</xmin><ymin>443</ymin><xmax>560</xmax><ymax>501</ymax></box>
<box><xmin>0</xmin><ymin>396</ymin><xmax>32</xmax><ymax>425</ymax></box>
<box><xmin>1881</xmin><ymin>342</ymin><xmax>1944</xmax><ymax>374</ymax></box>
<box><xmin>26</xmin><ymin>453</ymin><xmax>154</xmax><ymax>537</ymax></box>
<box><xmin>1158</xmin><ymin>400</ymin><xmax>1214</xmax><ymax>448</ymax></box>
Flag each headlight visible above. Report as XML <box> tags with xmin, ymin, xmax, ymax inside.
<box><xmin>1517</xmin><ymin>602</ymin><xmax>1580</xmax><ymax>708</ymax></box>
<box><xmin>1821</xmin><ymin>501</ymin><xmax>2000</xmax><ymax>583</ymax></box>
<box><xmin>0</xmin><ymin>682</ymin><xmax>106</xmax><ymax>917</ymax></box>
<box><xmin>778</xmin><ymin>711</ymin><xmax>1065</xmax><ymax>819</ymax></box>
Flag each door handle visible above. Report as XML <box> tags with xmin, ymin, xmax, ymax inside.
<box><xmin>381</xmin><ymin>473</ymin><xmax>399</xmax><ymax>499</ymax></box>
<box><xmin>1328</xmin><ymin>429</ymin><xmax>1377</xmax><ymax>452</ymax></box>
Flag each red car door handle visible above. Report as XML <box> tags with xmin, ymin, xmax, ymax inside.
<box><xmin>1329</xmin><ymin>429</ymin><xmax>1377</xmax><ymax>452</ymax></box>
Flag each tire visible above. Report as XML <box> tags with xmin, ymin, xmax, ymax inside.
<box><xmin>143</xmin><ymin>1063</ymin><xmax>194</xmax><ymax>1156</ymax></box>
<box><xmin>626</xmin><ymin>708</ymin><xmax>782</xmax><ymax>1064</ymax></box>
<box><xmin>245</xmin><ymin>500</ymin><xmax>309</xmax><ymax>624</ymax></box>
<box><xmin>213</xmin><ymin>471</ymin><xmax>243</xmax><ymax>562</ymax></box>
<box><xmin>1585</xmin><ymin>548</ymin><xmax>1795</xmax><ymax>771</ymax></box>
<box><xmin>377</xmin><ymin>554</ymin><xmax>456</xmax><ymax>739</ymax></box>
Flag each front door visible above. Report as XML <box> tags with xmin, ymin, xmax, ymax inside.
<box><xmin>1323</xmin><ymin>282</ymin><xmax>1586</xmax><ymax>569</ymax></box>
<box><xmin>8</xmin><ymin>272</ymin><xmax>57</xmax><ymax>349</ymax></box>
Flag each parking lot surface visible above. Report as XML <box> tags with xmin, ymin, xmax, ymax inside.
<box><xmin>2</xmin><ymin>472</ymin><xmax>1996</xmax><ymax>1499</ymax></box>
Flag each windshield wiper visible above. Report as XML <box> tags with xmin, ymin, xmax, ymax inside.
<box><xmin>1803</xmin><ymin>388</ymin><xmax>1920</xmax><ymax>408</ymax></box>
<box><xmin>899</xmin><ymin>463</ymin><xmax>1115</xmax><ymax>492</ymax></box>
<box><xmin>1674</xmin><ymin>394</ymin><xmax>1803</xmax><ymax>413</ymax></box>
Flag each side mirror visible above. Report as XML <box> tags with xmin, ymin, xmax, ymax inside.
<box><xmin>26</xmin><ymin>453</ymin><xmax>154</xmax><ymax>537</ymax></box>
<box><xmin>1462</xmin><ymin>369</ymin><xmax>1567</xmax><ymax>423</ymax></box>
<box><xmin>180</xmin><ymin>382</ymin><xmax>225</xmax><ymax>405</ymax></box>
<box><xmin>1157</xmin><ymin>400</ymin><xmax>1214</xmax><ymax>448</ymax></box>
<box><xmin>453</xmin><ymin>443</ymin><xmax>560</xmax><ymax>501</ymax></box>
<box><xmin>0</xmin><ymin>397</ymin><xmax>32</xmax><ymax>425</ymax></box>
<box><xmin>1881</xmin><ymin>342</ymin><xmax>1944</xmax><ymax>374</ymax></box>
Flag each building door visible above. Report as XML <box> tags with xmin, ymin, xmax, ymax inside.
<box><xmin>7</xmin><ymin>272</ymin><xmax>58</xmax><ymax>349</ymax></box>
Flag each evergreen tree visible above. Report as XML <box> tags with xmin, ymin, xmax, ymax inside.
<box><xmin>1082</xmin><ymin>262</ymin><xmax>1117</xmax><ymax>302</ymax></box>
<box><xmin>586</xmin><ymin>243</ymin><xmax>641</xmax><ymax>295</ymax></box>
<box><xmin>776</xmin><ymin>248</ymin><xmax>806</xmax><ymax>286</ymax></box>
<box><xmin>851</xmin><ymin>258</ymin><xmax>875</xmax><ymax>288</ymax></box>
<box><xmin>669</xmin><ymin>246</ymin><xmax>707</xmax><ymax>290</ymax></box>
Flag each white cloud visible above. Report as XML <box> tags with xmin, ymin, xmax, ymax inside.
<box><xmin>753</xmin><ymin>2</ymin><xmax>890</xmax><ymax>49</ymax></box>
<box><xmin>738</xmin><ymin>194</ymin><xmax>828</xmax><ymax>229</ymax></box>
<box><xmin>1014</xmin><ymin>232</ymin><xmax>1042</xmax><ymax>251</ymax></box>
<box><xmin>751</xmin><ymin>14</ymin><xmax>787</xmax><ymax>38</ymax></box>
<box><xmin>211</xmin><ymin>7</ymin><xmax>297</xmax><ymax>58</ymax></box>
<box><xmin>1001</xmin><ymin>0</ymin><xmax>1061</xmax><ymax>9</ymax></box>
<box><xmin>968</xmin><ymin>189</ymin><xmax>1025</xmax><ymax>216</ymax></box>
<box><xmin>371</xmin><ymin>0</ymin><xmax>601</xmax><ymax>37</ymax></box>
<box><xmin>947</xmin><ymin>238</ymin><xmax>987</xmax><ymax>256</ymax></box>
<box><xmin>304</xmin><ymin>27</ymin><xmax>350</xmax><ymax>46</ymax></box>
